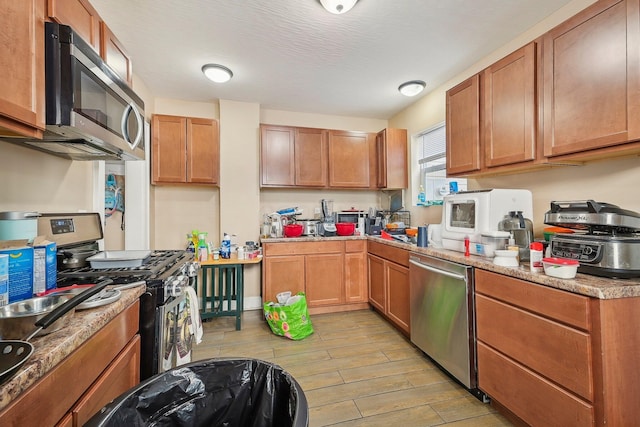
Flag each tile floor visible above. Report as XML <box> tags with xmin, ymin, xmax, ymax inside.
<box><xmin>192</xmin><ymin>308</ymin><xmax>514</xmax><ymax>427</ymax></box>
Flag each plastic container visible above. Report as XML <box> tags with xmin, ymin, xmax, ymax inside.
<box><xmin>220</xmin><ymin>233</ymin><xmax>231</xmax><ymax>259</ymax></box>
<box><xmin>493</xmin><ymin>249</ymin><xmax>519</xmax><ymax>267</ymax></box>
<box><xmin>530</xmin><ymin>242</ymin><xmax>544</xmax><ymax>273</ymax></box>
<box><xmin>542</xmin><ymin>257</ymin><xmax>579</xmax><ymax>279</ymax></box>
<box><xmin>481</xmin><ymin>231</ymin><xmax>510</xmax><ymax>257</ymax></box>
<box><xmin>85</xmin><ymin>358</ymin><xmax>309</xmax><ymax>427</ymax></box>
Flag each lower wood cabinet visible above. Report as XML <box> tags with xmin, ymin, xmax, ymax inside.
<box><xmin>262</xmin><ymin>240</ymin><xmax>368</xmax><ymax>314</ymax></box>
<box><xmin>0</xmin><ymin>301</ymin><xmax>140</xmax><ymax>427</ymax></box>
<box><xmin>367</xmin><ymin>241</ymin><xmax>410</xmax><ymax>335</ymax></box>
<box><xmin>476</xmin><ymin>269</ymin><xmax>640</xmax><ymax>427</ymax></box>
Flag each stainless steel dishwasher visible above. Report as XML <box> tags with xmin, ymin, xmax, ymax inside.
<box><xmin>409</xmin><ymin>253</ymin><xmax>485</xmax><ymax>400</ymax></box>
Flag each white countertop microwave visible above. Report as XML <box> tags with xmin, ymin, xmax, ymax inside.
<box><xmin>440</xmin><ymin>189</ymin><xmax>533</xmax><ymax>247</ymax></box>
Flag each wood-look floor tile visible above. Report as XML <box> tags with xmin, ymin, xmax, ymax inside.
<box><xmin>328</xmin><ymin>405</ymin><xmax>445</xmax><ymax>427</ymax></box>
<box><xmin>309</xmin><ymin>400</ymin><xmax>362</xmax><ymax>427</ymax></box>
<box><xmin>442</xmin><ymin>412</ymin><xmax>514</xmax><ymax>427</ymax></box>
<box><xmin>354</xmin><ymin>381</ymin><xmax>467</xmax><ymax>417</ymax></box>
<box><xmin>430</xmin><ymin>394</ymin><xmax>496</xmax><ymax>422</ymax></box>
<box><xmin>285</xmin><ymin>351</ymin><xmax>390</xmax><ymax>378</ymax></box>
<box><xmin>296</xmin><ymin>370</ymin><xmax>344</xmax><ymax>391</ymax></box>
<box><xmin>305</xmin><ymin>374</ymin><xmax>414</xmax><ymax>407</ymax></box>
<box><xmin>405</xmin><ymin>366</ymin><xmax>454</xmax><ymax>387</ymax></box>
<box><xmin>340</xmin><ymin>357</ymin><xmax>435</xmax><ymax>383</ymax></box>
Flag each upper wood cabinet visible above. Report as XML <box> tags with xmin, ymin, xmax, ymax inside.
<box><xmin>483</xmin><ymin>42</ymin><xmax>537</xmax><ymax>168</ymax></box>
<box><xmin>151</xmin><ymin>114</ymin><xmax>220</xmax><ymax>185</ymax></box>
<box><xmin>0</xmin><ymin>0</ymin><xmax>46</xmax><ymax>139</ymax></box>
<box><xmin>328</xmin><ymin>130</ymin><xmax>374</xmax><ymax>188</ymax></box>
<box><xmin>446</xmin><ymin>74</ymin><xmax>481</xmax><ymax>175</ymax></box>
<box><xmin>100</xmin><ymin>22</ymin><xmax>133</xmax><ymax>85</ymax></box>
<box><xmin>295</xmin><ymin>127</ymin><xmax>328</xmax><ymax>187</ymax></box>
<box><xmin>260</xmin><ymin>125</ymin><xmax>295</xmax><ymax>186</ymax></box>
<box><xmin>376</xmin><ymin>128</ymin><xmax>408</xmax><ymax>189</ymax></box>
<box><xmin>48</xmin><ymin>0</ymin><xmax>101</xmax><ymax>52</ymax></box>
<box><xmin>543</xmin><ymin>0</ymin><xmax>640</xmax><ymax>159</ymax></box>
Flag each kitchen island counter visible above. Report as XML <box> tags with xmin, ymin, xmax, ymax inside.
<box><xmin>0</xmin><ymin>284</ymin><xmax>145</xmax><ymax>415</ymax></box>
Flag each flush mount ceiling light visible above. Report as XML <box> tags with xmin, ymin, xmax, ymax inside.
<box><xmin>202</xmin><ymin>64</ymin><xmax>233</xmax><ymax>83</ymax></box>
<box><xmin>398</xmin><ymin>80</ymin><xmax>426</xmax><ymax>97</ymax></box>
<box><xmin>319</xmin><ymin>0</ymin><xmax>358</xmax><ymax>14</ymax></box>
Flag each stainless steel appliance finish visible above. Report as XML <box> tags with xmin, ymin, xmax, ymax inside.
<box><xmin>296</xmin><ymin>219</ymin><xmax>318</xmax><ymax>236</ymax></box>
<box><xmin>42</xmin><ymin>212</ymin><xmax>198</xmax><ymax>380</ymax></box>
<box><xmin>2</xmin><ymin>22</ymin><xmax>145</xmax><ymax>161</ymax></box>
<box><xmin>409</xmin><ymin>254</ymin><xmax>483</xmax><ymax>398</ymax></box>
<box><xmin>545</xmin><ymin>200</ymin><xmax>640</xmax><ymax>278</ymax></box>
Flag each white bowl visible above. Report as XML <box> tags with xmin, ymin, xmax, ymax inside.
<box><xmin>542</xmin><ymin>257</ymin><xmax>579</xmax><ymax>279</ymax></box>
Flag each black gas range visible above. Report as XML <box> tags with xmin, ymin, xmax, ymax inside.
<box><xmin>38</xmin><ymin>213</ymin><xmax>199</xmax><ymax>380</ymax></box>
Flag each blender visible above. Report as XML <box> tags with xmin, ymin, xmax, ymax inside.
<box><xmin>319</xmin><ymin>199</ymin><xmax>336</xmax><ymax>236</ymax></box>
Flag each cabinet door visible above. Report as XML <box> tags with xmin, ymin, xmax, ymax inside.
<box><xmin>0</xmin><ymin>0</ymin><xmax>45</xmax><ymax>138</ymax></box>
<box><xmin>71</xmin><ymin>335</ymin><xmax>140</xmax><ymax>426</ymax></box>
<box><xmin>483</xmin><ymin>42</ymin><xmax>537</xmax><ymax>168</ymax></box>
<box><xmin>305</xmin><ymin>253</ymin><xmax>344</xmax><ymax>307</ymax></box>
<box><xmin>345</xmin><ymin>250</ymin><xmax>367</xmax><ymax>303</ymax></box>
<box><xmin>446</xmin><ymin>74</ymin><xmax>481</xmax><ymax>175</ymax></box>
<box><xmin>386</xmin><ymin>262</ymin><xmax>410</xmax><ymax>334</ymax></box>
<box><xmin>543</xmin><ymin>0</ymin><xmax>640</xmax><ymax>157</ymax></box>
<box><xmin>328</xmin><ymin>130</ymin><xmax>372</xmax><ymax>188</ymax></box>
<box><xmin>152</xmin><ymin>115</ymin><xmax>187</xmax><ymax>184</ymax></box>
<box><xmin>260</xmin><ymin>125</ymin><xmax>295</xmax><ymax>186</ymax></box>
<box><xmin>187</xmin><ymin>118</ymin><xmax>220</xmax><ymax>184</ymax></box>
<box><xmin>376</xmin><ymin>128</ymin><xmax>408</xmax><ymax>189</ymax></box>
<box><xmin>48</xmin><ymin>0</ymin><xmax>101</xmax><ymax>52</ymax></box>
<box><xmin>368</xmin><ymin>254</ymin><xmax>386</xmax><ymax>312</ymax></box>
<box><xmin>100</xmin><ymin>22</ymin><xmax>133</xmax><ymax>85</ymax></box>
<box><xmin>295</xmin><ymin>127</ymin><xmax>327</xmax><ymax>187</ymax></box>
<box><xmin>263</xmin><ymin>255</ymin><xmax>305</xmax><ymax>302</ymax></box>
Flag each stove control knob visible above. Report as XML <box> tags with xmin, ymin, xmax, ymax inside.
<box><xmin>583</xmin><ymin>246</ymin><xmax>593</xmax><ymax>255</ymax></box>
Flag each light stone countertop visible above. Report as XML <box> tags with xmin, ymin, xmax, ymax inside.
<box><xmin>261</xmin><ymin>235</ymin><xmax>640</xmax><ymax>300</ymax></box>
<box><xmin>0</xmin><ymin>284</ymin><xmax>145</xmax><ymax>413</ymax></box>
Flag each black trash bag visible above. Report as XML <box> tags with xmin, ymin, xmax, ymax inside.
<box><xmin>86</xmin><ymin>358</ymin><xmax>308</xmax><ymax>427</ymax></box>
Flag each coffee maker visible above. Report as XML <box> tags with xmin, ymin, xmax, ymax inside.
<box><xmin>318</xmin><ymin>199</ymin><xmax>336</xmax><ymax>236</ymax></box>
<box><xmin>498</xmin><ymin>211</ymin><xmax>534</xmax><ymax>261</ymax></box>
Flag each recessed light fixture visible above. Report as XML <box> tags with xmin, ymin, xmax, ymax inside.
<box><xmin>398</xmin><ymin>80</ymin><xmax>426</xmax><ymax>97</ymax></box>
<box><xmin>319</xmin><ymin>0</ymin><xmax>358</xmax><ymax>14</ymax></box>
<box><xmin>202</xmin><ymin>64</ymin><xmax>233</xmax><ymax>83</ymax></box>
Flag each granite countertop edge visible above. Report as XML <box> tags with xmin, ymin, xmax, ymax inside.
<box><xmin>0</xmin><ymin>285</ymin><xmax>145</xmax><ymax>412</ymax></box>
<box><xmin>261</xmin><ymin>236</ymin><xmax>640</xmax><ymax>300</ymax></box>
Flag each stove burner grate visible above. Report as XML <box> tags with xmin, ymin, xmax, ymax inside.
<box><xmin>57</xmin><ymin>250</ymin><xmax>187</xmax><ymax>279</ymax></box>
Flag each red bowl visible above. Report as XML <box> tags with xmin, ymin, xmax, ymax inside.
<box><xmin>283</xmin><ymin>224</ymin><xmax>303</xmax><ymax>237</ymax></box>
<box><xmin>336</xmin><ymin>222</ymin><xmax>355</xmax><ymax>236</ymax></box>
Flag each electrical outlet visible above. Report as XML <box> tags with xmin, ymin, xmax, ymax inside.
<box><xmin>314</xmin><ymin>207</ymin><xmax>321</xmax><ymax>214</ymax></box>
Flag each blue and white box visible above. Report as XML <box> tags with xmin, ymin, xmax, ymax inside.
<box><xmin>0</xmin><ymin>242</ymin><xmax>34</xmax><ymax>303</ymax></box>
<box><xmin>33</xmin><ymin>239</ymin><xmax>57</xmax><ymax>295</ymax></box>
<box><xmin>0</xmin><ymin>254</ymin><xmax>8</xmax><ymax>306</ymax></box>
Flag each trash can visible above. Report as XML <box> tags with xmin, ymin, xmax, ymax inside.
<box><xmin>86</xmin><ymin>358</ymin><xmax>309</xmax><ymax>427</ymax></box>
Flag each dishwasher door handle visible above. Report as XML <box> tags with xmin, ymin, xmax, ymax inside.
<box><xmin>409</xmin><ymin>259</ymin><xmax>467</xmax><ymax>281</ymax></box>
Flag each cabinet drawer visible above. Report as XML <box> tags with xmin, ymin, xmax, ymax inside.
<box><xmin>477</xmin><ymin>294</ymin><xmax>593</xmax><ymax>401</ymax></box>
<box><xmin>264</xmin><ymin>241</ymin><xmax>343</xmax><ymax>256</ymax></box>
<box><xmin>478</xmin><ymin>342</ymin><xmax>594</xmax><ymax>427</ymax></box>
<box><xmin>345</xmin><ymin>240</ymin><xmax>365</xmax><ymax>252</ymax></box>
<box><xmin>475</xmin><ymin>269</ymin><xmax>590</xmax><ymax>330</ymax></box>
<box><xmin>368</xmin><ymin>241</ymin><xmax>409</xmax><ymax>267</ymax></box>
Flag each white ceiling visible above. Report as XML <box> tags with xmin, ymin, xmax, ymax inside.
<box><xmin>91</xmin><ymin>0</ymin><xmax>573</xmax><ymax>119</ymax></box>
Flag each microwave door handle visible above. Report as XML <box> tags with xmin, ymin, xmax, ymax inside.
<box><xmin>121</xmin><ymin>102</ymin><xmax>144</xmax><ymax>149</ymax></box>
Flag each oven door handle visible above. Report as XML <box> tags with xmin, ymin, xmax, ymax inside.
<box><xmin>121</xmin><ymin>102</ymin><xmax>144</xmax><ymax>149</ymax></box>
<box><xmin>409</xmin><ymin>259</ymin><xmax>466</xmax><ymax>281</ymax></box>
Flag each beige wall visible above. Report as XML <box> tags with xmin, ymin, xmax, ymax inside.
<box><xmin>389</xmin><ymin>0</ymin><xmax>611</xmax><ymax>234</ymax></box>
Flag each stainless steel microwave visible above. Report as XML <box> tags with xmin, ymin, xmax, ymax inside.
<box><xmin>15</xmin><ymin>22</ymin><xmax>145</xmax><ymax>161</ymax></box>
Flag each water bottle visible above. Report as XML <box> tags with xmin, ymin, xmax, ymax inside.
<box><xmin>220</xmin><ymin>233</ymin><xmax>231</xmax><ymax>259</ymax></box>
<box><xmin>418</xmin><ymin>185</ymin><xmax>426</xmax><ymax>205</ymax></box>
<box><xmin>197</xmin><ymin>233</ymin><xmax>208</xmax><ymax>262</ymax></box>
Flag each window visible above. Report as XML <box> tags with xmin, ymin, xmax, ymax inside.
<box><xmin>416</xmin><ymin>122</ymin><xmax>466</xmax><ymax>205</ymax></box>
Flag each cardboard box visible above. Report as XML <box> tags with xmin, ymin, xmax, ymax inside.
<box><xmin>0</xmin><ymin>254</ymin><xmax>8</xmax><ymax>306</ymax></box>
<box><xmin>33</xmin><ymin>238</ymin><xmax>57</xmax><ymax>295</ymax></box>
<box><xmin>0</xmin><ymin>240</ymin><xmax>34</xmax><ymax>303</ymax></box>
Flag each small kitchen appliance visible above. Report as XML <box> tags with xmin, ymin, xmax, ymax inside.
<box><xmin>440</xmin><ymin>189</ymin><xmax>533</xmax><ymax>256</ymax></box>
<box><xmin>497</xmin><ymin>211</ymin><xmax>534</xmax><ymax>261</ymax></box>
<box><xmin>544</xmin><ymin>200</ymin><xmax>640</xmax><ymax>278</ymax></box>
<box><xmin>318</xmin><ymin>199</ymin><xmax>336</xmax><ymax>236</ymax></box>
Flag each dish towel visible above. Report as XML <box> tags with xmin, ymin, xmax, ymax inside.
<box><xmin>184</xmin><ymin>285</ymin><xmax>203</xmax><ymax>345</ymax></box>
